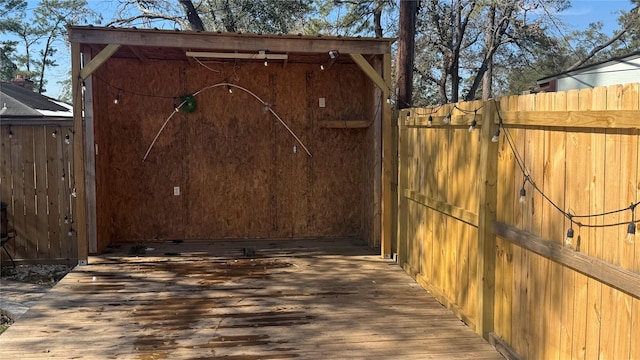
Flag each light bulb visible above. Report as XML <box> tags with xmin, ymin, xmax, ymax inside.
<box><xmin>227</xmin><ymin>85</ymin><xmax>233</xmax><ymax>94</ymax></box>
<box><xmin>71</xmin><ymin>188</ymin><xmax>77</xmax><ymax>197</ymax></box>
<box><xmin>68</xmin><ymin>228</ymin><xmax>73</xmax><ymax>236</ymax></box>
<box><xmin>8</xmin><ymin>130</ymin><xmax>12</xmax><ymax>139</ymax></box>
<box><xmin>52</xmin><ymin>130</ymin><xmax>57</xmax><ymax>138</ymax></box>
<box><xmin>113</xmin><ymin>95</ymin><xmax>119</xmax><ymax>104</ymax></box>
<box><xmin>519</xmin><ymin>187</ymin><xmax>526</xmax><ymax>204</ymax></box>
<box><xmin>427</xmin><ymin>115</ymin><xmax>433</xmax><ymax>127</ymax></box>
<box><xmin>627</xmin><ymin>222</ymin><xmax>636</xmax><ymax>244</ymax></box>
<box><xmin>491</xmin><ymin>129</ymin><xmax>500</xmax><ymax>143</ymax></box>
<box><xmin>263</xmin><ymin>103</ymin><xmax>271</xmax><ymax>114</ymax></box>
<box><xmin>442</xmin><ymin>114</ymin><xmax>451</xmax><ymax>124</ymax></box>
<box><xmin>264</xmin><ymin>59</ymin><xmax>268</xmax><ymax>66</ymax></box>
<box><xmin>320</xmin><ymin>63</ymin><xmax>325</xmax><ymax>70</ymax></box>
<box><xmin>65</xmin><ymin>134</ymin><xmax>70</xmax><ymax>145</ymax></box>
<box><xmin>468</xmin><ymin>119</ymin><xmax>477</xmax><ymax>132</ymax></box>
<box><xmin>81</xmin><ymin>82</ymin><xmax>86</xmax><ymax>91</ymax></box>
<box><xmin>64</xmin><ymin>215</ymin><xmax>69</xmax><ymax>224</ymax></box>
<box><xmin>565</xmin><ymin>227</ymin><xmax>574</xmax><ymax>248</ymax></box>
<box><xmin>329</xmin><ymin>50</ymin><xmax>337</xmax><ymax>59</ymax></box>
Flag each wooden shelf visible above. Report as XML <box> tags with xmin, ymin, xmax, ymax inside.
<box><xmin>317</xmin><ymin>120</ymin><xmax>370</xmax><ymax>128</ymax></box>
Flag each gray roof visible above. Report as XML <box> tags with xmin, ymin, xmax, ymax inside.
<box><xmin>538</xmin><ymin>50</ymin><xmax>640</xmax><ymax>83</ymax></box>
<box><xmin>0</xmin><ymin>82</ymin><xmax>72</xmax><ymax>121</ymax></box>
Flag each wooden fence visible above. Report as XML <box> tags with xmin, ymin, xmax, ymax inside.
<box><xmin>0</xmin><ymin>123</ymin><xmax>77</xmax><ymax>265</ymax></box>
<box><xmin>398</xmin><ymin>83</ymin><xmax>640</xmax><ymax>359</ymax></box>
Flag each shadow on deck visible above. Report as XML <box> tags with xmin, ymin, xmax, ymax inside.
<box><xmin>0</xmin><ymin>238</ymin><xmax>502</xmax><ymax>359</ymax></box>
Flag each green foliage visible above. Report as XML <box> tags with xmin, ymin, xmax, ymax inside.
<box><xmin>0</xmin><ymin>0</ymin><xmax>101</xmax><ymax>94</ymax></box>
<box><xmin>306</xmin><ymin>0</ymin><xmax>396</xmax><ymax>37</ymax></box>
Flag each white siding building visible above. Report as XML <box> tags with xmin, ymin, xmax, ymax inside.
<box><xmin>537</xmin><ymin>51</ymin><xmax>640</xmax><ymax>92</ymax></box>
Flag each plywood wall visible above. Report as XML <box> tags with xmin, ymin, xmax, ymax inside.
<box><xmin>92</xmin><ymin>58</ymin><xmax>375</xmax><ymax>250</ymax></box>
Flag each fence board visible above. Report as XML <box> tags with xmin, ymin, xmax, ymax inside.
<box><xmin>0</xmin><ymin>124</ymin><xmax>74</xmax><ymax>264</ymax></box>
<box><xmin>399</xmin><ymin>83</ymin><xmax>640</xmax><ymax>359</ymax></box>
<box><xmin>564</xmin><ymin>89</ymin><xmax>586</xmax><ymax>360</ymax></box>
<box><xmin>35</xmin><ymin>127</ymin><xmax>49</xmax><ymax>259</ymax></box>
<box><xmin>46</xmin><ymin>125</ymin><xmax>62</xmax><ymax>259</ymax></box>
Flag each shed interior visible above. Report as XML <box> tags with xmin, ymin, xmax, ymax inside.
<box><xmin>70</xmin><ymin>27</ymin><xmax>392</xmax><ymax>256</ymax></box>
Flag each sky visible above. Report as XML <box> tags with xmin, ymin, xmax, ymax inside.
<box><xmin>16</xmin><ymin>0</ymin><xmax>638</xmax><ymax>99</ymax></box>
<box><xmin>559</xmin><ymin>0</ymin><xmax>635</xmax><ymax>34</ymax></box>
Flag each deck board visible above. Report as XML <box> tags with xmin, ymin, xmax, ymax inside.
<box><xmin>0</xmin><ymin>238</ymin><xmax>502</xmax><ymax>359</ymax></box>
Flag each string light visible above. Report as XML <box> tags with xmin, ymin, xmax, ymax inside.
<box><xmin>227</xmin><ymin>85</ymin><xmax>233</xmax><ymax>94</ymax></box>
<box><xmin>468</xmin><ymin>110</ymin><xmax>477</xmax><ymax>132</ymax></box>
<box><xmin>492</xmin><ymin>98</ymin><xmax>640</xmax><ymax>248</ymax></box>
<box><xmin>565</xmin><ymin>216</ymin><xmax>574</xmax><ymax>248</ymax></box>
<box><xmin>491</xmin><ymin>129</ymin><xmax>500</xmax><ymax>143</ymax></box>
<box><xmin>65</xmin><ymin>134</ymin><xmax>71</xmax><ymax>145</ymax></box>
<box><xmin>321</xmin><ymin>50</ymin><xmax>339</xmax><ymax>71</ymax></box>
<box><xmin>442</xmin><ymin>113</ymin><xmax>451</xmax><ymax>124</ymax></box>
<box><xmin>427</xmin><ymin>115</ymin><xmax>433</xmax><ymax>127</ymax></box>
<box><xmin>519</xmin><ymin>187</ymin><xmax>526</xmax><ymax>204</ymax></box>
<box><xmin>113</xmin><ymin>94</ymin><xmax>120</xmax><ymax>104</ymax></box>
<box><xmin>627</xmin><ymin>222</ymin><xmax>636</xmax><ymax>244</ymax></box>
<box><xmin>627</xmin><ymin>203</ymin><xmax>637</xmax><ymax>244</ymax></box>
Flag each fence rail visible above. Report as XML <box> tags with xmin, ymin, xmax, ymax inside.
<box><xmin>398</xmin><ymin>83</ymin><xmax>640</xmax><ymax>359</ymax></box>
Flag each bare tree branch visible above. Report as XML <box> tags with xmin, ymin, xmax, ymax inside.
<box><xmin>566</xmin><ymin>26</ymin><xmax>629</xmax><ymax>71</ymax></box>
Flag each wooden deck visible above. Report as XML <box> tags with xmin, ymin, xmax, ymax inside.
<box><xmin>0</xmin><ymin>239</ymin><xmax>502</xmax><ymax>359</ymax></box>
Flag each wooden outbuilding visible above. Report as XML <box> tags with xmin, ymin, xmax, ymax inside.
<box><xmin>68</xmin><ymin>26</ymin><xmax>394</xmax><ymax>264</ymax></box>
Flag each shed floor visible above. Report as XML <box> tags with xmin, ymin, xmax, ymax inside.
<box><xmin>0</xmin><ymin>238</ymin><xmax>502</xmax><ymax>359</ymax></box>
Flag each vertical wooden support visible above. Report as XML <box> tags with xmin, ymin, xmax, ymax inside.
<box><xmin>477</xmin><ymin>100</ymin><xmax>499</xmax><ymax>339</ymax></box>
<box><xmin>82</xmin><ymin>51</ymin><xmax>98</xmax><ymax>255</ymax></box>
<box><xmin>381</xmin><ymin>52</ymin><xmax>393</xmax><ymax>258</ymax></box>
<box><xmin>71</xmin><ymin>42</ymin><xmax>88</xmax><ymax>265</ymax></box>
<box><xmin>397</xmin><ymin>110</ymin><xmax>409</xmax><ymax>266</ymax></box>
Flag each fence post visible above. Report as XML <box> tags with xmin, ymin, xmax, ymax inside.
<box><xmin>396</xmin><ymin>109</ymin><xmax>409</xmax><ymax>267</ymax></box>
<box><xmin>477</xmin><ymin>99</ymin><xmax>499</xmax><ymax>339</ymax></box>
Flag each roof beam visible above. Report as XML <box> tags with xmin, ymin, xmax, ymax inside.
<box><xmin>350</xmin><ymin>53</ymin><xmax>390</xmax><ymax>95</ymax></box>
<box><xmin>79</xmin><ymin>44</ymin><xmax>121</xmax><ymax>80</ymax></box>
<box><xmin>68</xmin><ymin>26</ymin><xmax>393</xmax><ymax>55</ymax></box>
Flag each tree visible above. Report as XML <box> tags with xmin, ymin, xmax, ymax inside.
<box><xmin>308</xmin><ymin>0</ymin><xmax>396</xmax><ymax>37</ymax></box>
<box><xmin>109</xmin><ymin>0</ymin><xmax>313</xmax><ymax>34</ymax></box>
<box><xmin>0</xmin><ymin>0</ymin><xmax>25</xmax><ymax>81</ymax></box>
<box><xmin>413</xmin><ymin>0</ymin><xmax>571</xmax><ymax>104</ymax></box>
<box><xmin>0</xmin><ymin>0</ymin><xmax>101</xmax><ymax>93</ymax></box>
<box><xmin>396</xmin><ymin>0</ymin><xmax>418</xmax><ymax>109</ymax></box>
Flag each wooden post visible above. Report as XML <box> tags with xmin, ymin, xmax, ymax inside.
<box><xmin>381</xmin><ymin>52</ymin><xmax>393</xmax><ymax>258</ymax></box>
<box><xmin>477</xmin><ymin>99</ymin><xmax>499</xmax><ymax>339</ymax></box>
<box><xmin>397</xmin><ymin>110</ymin><xmax>409</xmax><ymax>266</ymax></box>
<box><xmin>71</xmin><ymin>42</ymin><xmax>88</xmax><ymax>265</ymax></box>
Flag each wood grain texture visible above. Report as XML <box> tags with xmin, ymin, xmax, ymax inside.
<box><xmin>0</xmin><ymin>239</ymin><xmax>501</xmax><ymax>359</ymax></box>
<box><xmin>92</xmin><ymin>59</ymin><xmax>374</xmax><ymax>245</ymax></box>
